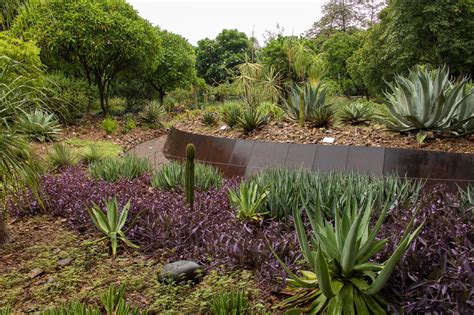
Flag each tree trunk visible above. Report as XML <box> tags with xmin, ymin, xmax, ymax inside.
<box><xmin>0</xmin><ymin>217</ymin><xmax>11</xmax><ymax>246</ymax></box>
<box><xmin>159</xmin><ymin>90</ymin><xmax>165</xmax><ymax>104</ymax></box>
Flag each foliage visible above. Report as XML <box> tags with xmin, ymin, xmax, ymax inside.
<box><xmin>338</xmin><ymin>101</ymin><xmax>374</xmax><ymax>125</ymax></box>
<box><xmin>10</xmin><ymin>167</ymin><xmax>302</xmax><ymax>291</ymax></box>
<box><xmin>101</xmin><ymin>283</ymin><xmax>145</xmax><ymax>314</ymax></box>
<box><xmin>283</xmin><ymin>37</ymin><xmax>326</xmax><ymax>83</ymax></box>
<box><xmin>0</xmin><ymin>305</ymin><xmax>10</xmax><ymax>315</ymax></box>
<box><xmin>275</xmin><ymin>191</ymin><xmax>423</xmax><ymax>314</ymax></box>
<box><xmin>259</xmin><ymin>35</ymin><xmax>296</xmax><ymax>84</ymax></box>
<box><xmin>458</xmin><ymin>185</ymin><xmax>473</xmax><ymax>214</ymax></box>
<box><xmin>138</xmin><ymin>101</ymin><xmax>166</xmax><ymax>128</ymax></box>
<box><xmin>196</xmin><ymin>29</ymin><xmax>251</xmax><ymax>85</ymax></box>
<box><xmin>202</xmin><ymin>111</ymin><xmax>218</xmax><ymax>126</ymax></box>
<box><xmin>15</xmin><ymin>109</ymin><xmax>61</xmax><ymax>142</ymax></box>
<box><xmin>247</xmin><ymin>168</ymin><xmax>423</xmax><ymax>220</ymax></box>
<box><xmin>234</xmin><ymin>61</ymin><xmax>282</xmax><ymax>108</ymax></box>
<box><xmin>65</xmin><ymin>139</ymin><xmax>122</xmax><ymax>160</ymax></box>
<box><xmin>13</xmin><ymin>0</ymin><xmax>162</xmax><ymax>114</ymax></box>
<box><xmin>102</xmin><ymin>117</ymin><xmax>118</xmax><ymax>135</ymax></box>
<box><xmin>383</xmin><ymin>66</ymin><xmax>473</xmax><ymax>135</ymax></box>
<box><xmin>285</xmin><ymin>83</ymin><xmax>334</xmax><ymax>127</ymax></box>
<box><xmin>89</xmin><ymin>154</ymin><xmax>152</xmax><ymax>182</ymax></box>
<box><xmin>42</xmin><ymin>302</ymin><xmax>100</xmax><ymax>315</ymax></box>
<box><xmin>220</xmin><ymin>102</ymin><xmax>242</xmax><ymax>128</ymax></box>
<box><xmin>185</xmin><ymin>144</ymin><xmax>195</xmax><ymax>208</ymax></box>
<box><xmin>122</xmin><ymin>117</ymin><xmax>136</xmax><ymax>134</ymax></box>
<box><xmin>229</xmin><ymin>182</ymin><xmax>269</xmax><ymax>221</ymax></box>
<box><xmin>88</xmin><ymin>197</ymin><xmax>138</xmax><ymax>256</ymax></box>
<box><xmin>210</xmin><ymin>291</ymin><xmax>249</xmax><ymax>315</ymax></box>
<box><xmin>149</xmin><ymin>29</ymin><xmax>196</xmax><ymax>102</ymax></box>
<box><xmin>257</xmin><ymin>102</ymin><xmax>285</xmax><ymax>122</ymax></box>
<box><xmin>151</xmin><ymin>161</ymin><xmax>223</xmax><ymax>192</ymax></box>
<box><xmin>381</xmin><ymin>186</ymin><xmax>473</xmax><ymax>313</ymax></box>
<box><xmin>81</xmin><ymin>145</ymin><xmax>104</xmax><ymax>164</ymax></box>
<box><xmin>46</xmin><ymin>143</ymin><xmax>78</xmax><ymax>170</ymax></box>
<box><xmin>237</xmin><ymin>108</ymin><xmax>267</xmax><ymax>133</ymax></box>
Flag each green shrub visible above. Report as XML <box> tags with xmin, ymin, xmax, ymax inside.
<box><xmin>383</xmin><ymin>65</ymin><xmax>473</xmax><ymax>135</ymax></box>
<box><xmin>210</xmin><ymin>291</ymin><xmax>249</xmax><ymax>315</ymax></box>
<box><xmin>237</xmin><ymin>108</ymin><xmax>267</xmax><ymax>133</ymax></box>
<box><xmin>89</xmin><ymin>154</ymin><xmax>152</xmax><ymax>182</ymax></box>
<box><xmin>247</xmin><ymin>168</ymin><xmax>423</xmax><ymax>219</ymax></box>
<box><xmin>307</xmin><ymin>105</ymin><xmax>335</xmax><ymax>128</ymax></box>
<box><xmin>139</xmin><ymin>101</ymin><xmax>166</xmax><ymax>128</ymax></box>
<box><xmin>16</xmin><ymin>109</ymin><xmax>61</xmax><ymax>142</ymax></box>
<box><xmin>459</xmin><ymin>185</ymin><xmax>473</xmax><ymax>214</ymax></box>
<box><xmin>202</xmin><ymin>111</ymin><xmax>218</xmax><ymax>126</ymax></box>
<box><xmin>257</xmin><ymin>101</ymin><xmax>285</xmax><ymax>121</ymax></box>
<box><xmin>151</xmin><ymin>161</ymin><xmax>222</xmax><ymax>191</ymax></box>
<box><xmin>339</xmin><ymin>101</ymin><xmax>374</xmax><ymax>125</ymax></box>
<box><xmin>47</xmin><ymin>143</ymin><xmax>78</xmax><ymax>170</ymax></box>
<box><xmin>102</xmin><ymin>117</ymin><xmax>118</xmax><ymax>135</ymax></box>
<box><xmin>285</xmin><ymin>83</ymin><xmax>332</xmax><ymax>126</ymax></box>
<box><xmin>220</xmin><ymin>102</ymin><xmax>242</xmax><ymax>128</ymax></box>
<box><xmin>228</xmin><ymin>182</ymin><xmax>269</xmax><ymax>221</ymax></box>
<box><xmin>81</xmin><ymin>145</ymin><xmax>104</xmax><ymax>164</ymax></box>
<box><xmin>41</xmin><ymin>302</ymin><xmax>100</xmax><ymax>315</ymax></box>
<box><xmin>123</xmin><ymin>116</ymin><xmax>137</xmax><ymax>134</ymax></box>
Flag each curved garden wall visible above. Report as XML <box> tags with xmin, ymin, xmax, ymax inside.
<box><xmin>163</xmin><ymin>127</ymin><xmax>474</xmax><ymax>187</ymax></box>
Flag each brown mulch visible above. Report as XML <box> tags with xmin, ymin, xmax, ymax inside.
<box><xmin>175</xmin><ymin>120</ymin><xmax>474</xmax><ymax>154</ymax></box>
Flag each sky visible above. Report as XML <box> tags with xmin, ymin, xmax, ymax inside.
<box><xmin>126</xmin><ymin>0</ymin><xmax>326</xmax><ymax>45</ymax></box>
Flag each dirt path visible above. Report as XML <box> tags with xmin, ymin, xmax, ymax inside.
<box><xmin>129</xmin><ymin>135</ymin><xmax>168</xmax><ymax>169</ymax></box>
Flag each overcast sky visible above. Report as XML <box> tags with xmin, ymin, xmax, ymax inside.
<box><xmin>127</xmin><ymin>0</ymin><xmax>325</xmax><ymax>45</ymax></box>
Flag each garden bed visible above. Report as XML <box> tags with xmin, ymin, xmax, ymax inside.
<box><xmin>174</xmin><ymin>120</ymin><xmax>474</xmax><ymax>154</ymax></box>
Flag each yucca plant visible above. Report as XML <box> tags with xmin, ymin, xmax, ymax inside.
<box><xmin>139</xmin><ymin>101</ymin><xmax>166</xmax><ymax>128</ymax></box>
<box><xmin>88</xmin><ymin>197</ymin><xmax>138</xmax><ymax>256</ymax></box>
<box><xmin>339</xmin><ymin>102</ymin><xmax>374</xmax><ymax>125</ymax></box>
<box><xmin>383</xmin><ymin>65</ymin><xmax>473</xmax><ymax>135</ymax></box>
<box><xmin>210</xmin><ymin>291</ymin><xmax>249</xmax><ymax>315</ymax></box>
<box><xmin>89</xmin><ymin>154</ymin><xmax>151</xmax><ymax>182</ymax></box>
<box><xmin>229</xmin><ymin>182</ymin><xmax>269</xmax><ymax>221</ymax></box>
<box><xmin>220</xmin><ymin>102</ymin><xmax>242</xmax><ymax>128</ymax></box>
<box><xmin>16</xmin><ymin>109</ymin><xmax>61</xmax><ymax>142</ymax></box>
<box><xmin>81</xmin><ymin>145</ymin><xmax>104</xmax><ymax>164</ymax></box>
<box><xmin>237</xmin><ymin>107</ymin><xmax>267</xmax><ymax>133</ymax></box>
<box><xmin>47</xmin><ymin>143</ymin><xmax>78</xmax><ymax>170</ymax></box>
<box><xmin>202</xmin><ymin>111</ymin><xmax>218</xmax><ymax>126</ymax></box>
<box><xmin>274</xmin><ymin>192</ymin><xmax>424</xmax><ymax>314</ymax></box>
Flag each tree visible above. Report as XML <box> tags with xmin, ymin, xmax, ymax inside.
<box><xmin>0</xmin><ymin>0</ymin><xmax>26</xmax><ymax>30</ymax></box>
<box><xmin>12</xmin><ymin>0</ymin><xmax>161</xmax><ymax>114</ymax></box>
<box><xmin>347</xmin><ymin>0</ymin><xmax>474</xmax><ymax>96</ymax></box>
<box><xmin>149</xmin><ymin>29</ymin><xmax>196</xmax><ymax>103</ymax></box>
<box><xmin>196</xmin><ymin>29</ymin><xmax>250</xmax><ymax>85</ymax></box>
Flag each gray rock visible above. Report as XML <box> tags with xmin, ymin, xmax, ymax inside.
<box><xmin>158</xmin><ymin>260</ymin><xmax>203</xmax><ymax>283</ymax></box>
<box><xmin>57</xmin><ymin>257</ymin><xmax>72</xmax><ymax>266</ymax></box>
<box><xmin>28</xmin><ymin>268</ymin><xmax>44</xmax><ymax>279</ymax></box>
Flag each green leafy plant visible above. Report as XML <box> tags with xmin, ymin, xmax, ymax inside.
<box><xmin>383</xmin><ymin>65</ymin><xmax>473</xmax><ymax>135</ymax></box>
<box><xmin>185</xmin><ymin>143</ymin><xmax>195</xmax><ymax>207</ymax></box>
<box><xmin>151</xmin><ymin>161</ymin><xmax>222</xmax><ymax>191</ymax></box>
<box><xmin>139</xmin><ymin>101</ymin><xmax>166</xmax><ymax>128</ymax></box>
<box><xmin>210</xmin><ymin>291</ymin><xmax>249</xmax><ymax>315</ymax></box>
<box><xmin>42</xmin><ymin>302</ymin><xmax>100</xmax><ymax>315</ymax></box>
<box><xmin>16</xmin><ymin>109</ymin><xmax>61</xmax><ymax>142</ymax></box>
<box><xmin>307</xmin><ymin>106</ymin><xmax>335</xmax><ymax>128</ymax></box>
<box><xmin>257</xmin><ymin>101</ymin><xmax>285</xmax><ymax>121</ymax></box>
<box><xmin>89</xmin><ymin>154</ymin><xmax>151</xmax><ymax>182</ymax></box>
<box><xmin>102</xmin><ymin>117</ymin><xmax>118</xmax><ymax>135</ymax></box>
<box><xmin>220</xmin><ymin>102</ymin><xmax>242</xmax><ymax>128</ymax></box>
<box><xmin>274</xmin><ymin>192</ymin><xmax>424</xmax><ymax>314</ymax></box>
<box><xmin>458</xmin><ymin>185</ymin><xmax>473</xmax><ymax>214</ymax></box>
<box><xmin>237</xmin><ymin>108</ymin><xmax>267</xmax><ymax>133</ymax></box>
<box><xmin>47</xmin><ymin>143</ymin><xmax>78</xmax><ymax>170</ymax></box>
<box><xmin>0</xmin><ymin>306</ymin><xmax>11</xmax><ymax>315</ymax></box>
<box><xmin>122</xmin><ymin>116</ymin><xmax>136</xmax><ymax>134</ymax></box>
<box><xmin>285</xmin><ymin>83</ymin><xmax>332</xmax><ymax>127</ymax></box>
<box><xmin>81</xmin><ymin>145</ymin><xmax>104</xmax><ymax>164</ymax></box>
<box><xmin>202</xmin><ymin>111</ymin><xmax>218</xmax><ymax>126</ymax></box>
<box><xmin>229</xmin><ymin>182</ymin><xmax>269</xmax><ymax>221</ymax></box>
<box><xmin>88</xmin><ymin>197</ymin><xmax>138</xmax><ymax>256</ymax></box>
<box><xmin>339</xmin><ymin>102</ymin><xmax>374</xmax><ymax>125</ymax></box>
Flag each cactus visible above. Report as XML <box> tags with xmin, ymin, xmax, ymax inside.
<box><xmin>299</xmin><ymin>88</ymin><xmax>305</xmax><ymax>127</ymax></box>
<box><xmin>185</xmin><ymin>143</ymin><xmax>195</xmax><ymax>208</ymax></box>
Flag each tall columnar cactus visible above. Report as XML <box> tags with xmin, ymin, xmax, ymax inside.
<box><xmin>185</xmin><ymin>143</ymin><xmax>195</xmax><ymax>208</ymax></box>
<box><xmin>299</xmin><ymin>88</ymin><xmax>305</xmax><ymax>127</ymax></box>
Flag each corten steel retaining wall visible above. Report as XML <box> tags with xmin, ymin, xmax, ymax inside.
<box><xmin>163</xmin><ymin>128</ymin><xmax>474</xmax><ymax>188</ymax></box>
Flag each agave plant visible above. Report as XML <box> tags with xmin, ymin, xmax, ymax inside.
<box><xmin>383</xmin><ymin>65</ymin><xmax>473</xmax><ymax>135</ymax></box>
<box><xmin>229</xmin><ymin>182</ymin><xmax>269</xmax><ymax>221</ymax></box>
<box><xmin>237</xmin><ymin>107</ymin><xmax>267</xmax><ymax>133</ymax></box>
<box><xmin>16</xmin><ymin>109</ymin><xmax>61</xmax><ymax>142</ymax></box>
<box><xmin>274</xmin><ymin>191</ymin><xmax>424</xmax><ymax>314</ymax></box>
<box><xmin>88</xmin><ymin>197</ymin><xmax>138</xmax><ymax>256</ymax></box>
<box><xmin>220</xmin><ymin>102</ymin><xmax>242</xmax><ymax>128</ymax></box>
<box><xmin>139</xmin><ymin>101</ymin><xmax>166</xmax><ymax>128</ymax></box>
<box><xmin>339</xmin><ymin>102</ymin><xmax>374</xmax><ymax>125</ymax></box>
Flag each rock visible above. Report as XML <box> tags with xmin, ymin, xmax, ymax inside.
<box><xmin>158</xmin><ymin>260</ymin><xmax>203</xmax><ymax>283</ymax></box>
<box><xmin>28</xmin><ymin>268</ymin><xmax>44</xmax><ymax>279</ymax></box>
<box><xmin>57</xmin><ymin>257</ymin><xmax>72</xmax><ymax>266</ymax></box>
